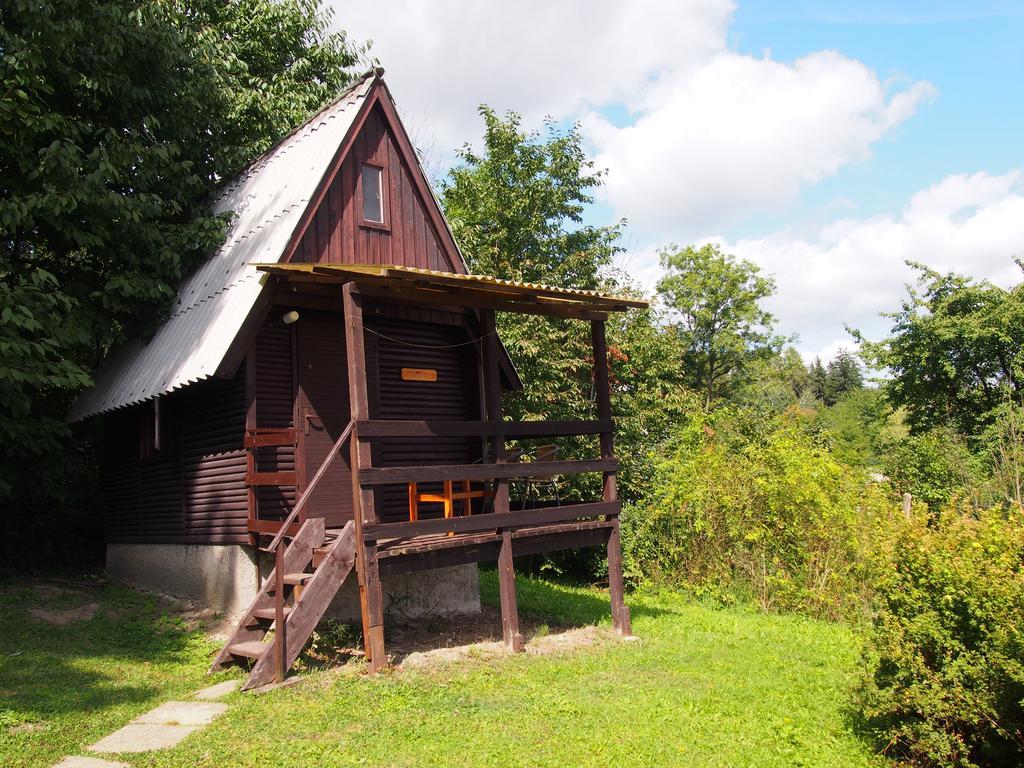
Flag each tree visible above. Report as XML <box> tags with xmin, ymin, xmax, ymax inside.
<box><xmin>656</xmin><ymin>244</ymin><xmax>786</xmax><ymax>406</ymax></box>
<box><xmin>735</xmin><ymin>347</ymin><xmax>814</xmax><ymax>412</ymax></box>
<box><xmin>857</xmin><ymin>261</ymin><xmax>1024</xmax><ymax>435</ymax></box>
<box><xmin>440</xmin><ymin>110</ymin><xmax>688</xmax><ymax>502</ymax></box>
<box><xmin>823</xmin><ymin>349</ymin><xmax>863</xmax><ymax>406</ymax></box>
<box><xmin>0</xmin><ymin>0</ymin><xmax>360</xmax><ymax>562</ymax></box>
<box><xmin>441</xmin><ymin>107</ymin><xmax>622</xmax><ymax>288</ymax></box>
<box><xmin>809</xmin><ymin>357</ymin><xmax>828</xmax><ymax>402</ymax></box>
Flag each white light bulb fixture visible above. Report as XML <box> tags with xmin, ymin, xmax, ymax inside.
<box><xmin>282</xmin><ymin>310</ymin><xmax>300</xmax><ymax>325</ymax></box>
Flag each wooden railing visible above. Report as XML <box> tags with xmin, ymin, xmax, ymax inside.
<box><xmin>354</xmin><ymin>419</ymin><xmax>612</xmax><ymax>439</ymax></box>
<box><xmin>363</xmin><ymin>499</ymin><xmax>619</xmax><ymax>541</ymax></box>
<box><xmin>263</xmin><ymin>418</ymin><xmax>354</xmax><ymax>682</ymax></box>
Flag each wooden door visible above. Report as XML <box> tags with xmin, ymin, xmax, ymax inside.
<box><xmin>295</xmin><ymin>311</ymin><xmax>353</xmax><ymax>527</ymax></box>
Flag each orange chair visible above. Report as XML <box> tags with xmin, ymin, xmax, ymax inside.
<box><xmin>408</xmin><ymin>480</ymin><xmax>493</xmax><ymax>535</ymax></box>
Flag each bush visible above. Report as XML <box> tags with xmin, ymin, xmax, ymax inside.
<box><xmin>858</xmin><ymin>505</ymin><xmax>1024</xmax><ymax>768</ymax></box>
<box><xmin>881</xmin><ymin>428</ymin><xmax>984</xmax><ymax>511</ymax></box>
<box><xmin>623</xmin><ymin>406</ymin><xmax>891</xmax><ymax>619</ymax></box>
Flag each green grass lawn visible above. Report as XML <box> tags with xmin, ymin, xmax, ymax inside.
<box><xmin>2</xmin><ymin>573</ymin><xmax>884</xmax><ymax>768</ymax></box>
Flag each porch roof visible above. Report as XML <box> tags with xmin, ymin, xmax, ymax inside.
<box><xmin>255</xmin><ymin>263</ymin><xmax>648</xmax><ymax>319</ymax></box>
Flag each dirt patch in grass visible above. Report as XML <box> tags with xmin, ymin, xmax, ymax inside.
<box><xmin>389</xmin><ymin>605</ymin><xmax>610</xmax><ymax>669</ymax></box>
<box><xmin>28</xmin><ymin>603</ymin><xmax>99</xmax><ymax>625</ymax></box>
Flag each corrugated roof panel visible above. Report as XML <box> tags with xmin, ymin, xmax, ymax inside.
<box><xmin>68</xmin><ymin>74</ymin><xmax>376</xmax><ymax>422</ymax></box>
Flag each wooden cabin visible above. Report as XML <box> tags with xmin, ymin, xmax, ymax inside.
<box><xmin>70</xmin><ymin>69</ymin><xmax>644</xmax><ymax>688</ymax></box>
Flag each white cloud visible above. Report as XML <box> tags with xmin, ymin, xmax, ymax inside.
<box><xmin>586</xmin><ymin>52</ymin><xmax>936</xmax><ymax>237</ymax></box>
<box><xmin>333</xmin><ymin>0</ymin><xmax>733</xmax><ymax>152</ymax></box>
<box><xmin>333</xmin><ymin>1</ymin><xmax>934</xmax><ymax>237</ymax></box>
<box><xmin>700</xmin><ymin>171</ymin><xmax>1024</xmax><ymax>360</ymax></box>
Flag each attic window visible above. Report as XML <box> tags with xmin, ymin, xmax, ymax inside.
<box><xmin>361</xmin><ymin>164</ymin><xmax>384</xmax><ymax>224</ymax></box>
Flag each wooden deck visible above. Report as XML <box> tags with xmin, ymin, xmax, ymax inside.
<box><xmin>348</xmin><ymin>517</ymin><xmax>616</xmax><ymax>576</ymax></box>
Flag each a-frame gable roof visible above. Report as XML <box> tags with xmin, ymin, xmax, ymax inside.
<box><xmin>70</xmin><ymin>72</ymin><xmax>384</xmax><ymax>421</ymax></box>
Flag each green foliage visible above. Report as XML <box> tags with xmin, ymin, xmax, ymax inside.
<box><xmin>441</xmin><ymin>107</ymin><xmax>622</xmax><ymax>288</ymax></box>
<box><xmin>824</xmin><ymin>350</ymin><xmax>864</xmax><ymax>405</ymax></box>
<box><xmin>858</xmin><ymin>506</ymin><xmax>1024</xmax><ymax>768</ymax></box>
<box><xmin>979</xmin><ymin>399</ymin><xmax>1024</xmax><ymax>508</ymax></box>
<box><xmin>858</xmin><ymin>261</ymin><xmax>1024</xmax><ymax>435</ymax></box>
<box><xmin>656</xmin><ymin>243</ymin><xmax>787</xmax><ymax>406</ymax></box>
<box><xmin>623</xmin><ymin>406</ymin><xmax>890</xmax><ymax>619</ymax></box>
<box><xmin>736</xmin><ymin>346</ymin><xmax>815</xmax><ymax>411</ymax></box>
<box><xmin>880</xmin><ymin>428</ymin><xmax>983</xmax><ymax>511</ymax></box>
<box><xmin>0</xmin><ymin>0</ymin><xmax>359</xmax><ymax>565</ymax></box>
<box><xmin>815</xmin><ymin>388</ymin><xmax>894</xmax><ymax>468</ymax></box>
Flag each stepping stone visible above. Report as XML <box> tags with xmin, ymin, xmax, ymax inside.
<box><xmin>88</xmin><ymin>701</ymin><xmax>227</xmax><ymax>753</ymax></box>
<box><xmin>88</xmin><ymin>724</ymin><xmax>199</xmax><ymax>753</ymax></box>
<box><xmin>135</xmin><ymin>700</ymin><xmax>227</xmax><ymax>726</ymax></box>
<box><xmin>194</xmin><ymin>680</ymin><xmax>241</xmax><ymax>701</ymax></box>
<box><xmin>53</xmin><ymin>758</ymin><xmax>130</xmax><ymax>768</ymax></box>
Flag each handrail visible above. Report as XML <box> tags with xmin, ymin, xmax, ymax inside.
<box><xmin>266</xmin><ymin>418</ymin><xmax>355</xmax><ymax>683</ymax></box>
<box><xmin>354</xmin><ymin>419</ymin><xmax>612</xmax><ymax>439</ymax></box>
<box><xmin>266</xmin><ymin>418</ymin><xmax>355</xmax><ymax>552</ymax></box>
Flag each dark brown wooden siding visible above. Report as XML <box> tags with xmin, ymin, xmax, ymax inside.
<box><xmin>290</xmin><ymin>104</ymin><xmax>460</xmax><ymax>272</ymax></box>
<box><xmin>367</xmin><ymin>316</ymin><xmax>483</xmax><ymax>523</ymax></box>
<box><xmin>101</xmin><ymin>369</ymin><xmax>247</xmax><ymax>544</ymax></box>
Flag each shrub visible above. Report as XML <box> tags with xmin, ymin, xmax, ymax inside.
<box><xmin>881</xmin><ymin>428</ymin><xmax>983</xmax><ymax>511</ymax></box>
<box><xmin>858</xmin><ymin>505</ymin><xmax>1024</xmax><ymax>768</ymax></box>
<box><xmin>622</xmin><ymin>406</ymin><xmax>891</xmax><ymax>619</ymax></box>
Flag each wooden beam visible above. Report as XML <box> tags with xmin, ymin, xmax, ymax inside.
<box><xmin>359</xmin><ymin>458</ymin><xmax>618</xmax><ymax>486</ymax></box>
<box><xmin>363</xmin><ymin>500</ymin><xmax>620</xmax><ymax>540</ymax></box>
<box><xmin>498</xmin><ymin>529</ymin><xmax>524</xmax><ymax>652</ymax></box>
<box><xmin>592</xmin><ymin>318</ymin><xmax>631</xmax><ymax>637</ymax></box>
<box><xmin>344</xmin><ymin>282</ymin><xmax>385</xmax><ymax>667</ymax></box>
<box><xmin>354</xmin><ymin>419</ymin><xmax>612</xmax><ymax>439</ymax></box>
<box><xmin>376</xmin><ymin>522</ymin><xmax>614</xmax><ymax>576</ymax></box>
<box><xmin>356</xmin><ymin>281</ymin><xmax>609</xmax><ymax>320</ymax></box>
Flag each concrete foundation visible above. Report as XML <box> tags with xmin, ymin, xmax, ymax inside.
<box><xmin>106</xmin><ymin>543</ymin><xmax>480</xmax><ymax>620</ymax></box>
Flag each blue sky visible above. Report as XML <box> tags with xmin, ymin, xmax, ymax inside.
<box><xmin>337</xmin><ymin>1</ymin><xmax>1024</xmax><ymax>360</ymax></box>
<box><xmin>725</xmin><ymin>0</ymin><xmax>1024</xmax><ymax>238</ymax></box>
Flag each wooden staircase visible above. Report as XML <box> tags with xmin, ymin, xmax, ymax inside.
<box><xmin>211</xmin><ymin>519</ymin><xmax>357</xmax><ymax>690</ymax></box>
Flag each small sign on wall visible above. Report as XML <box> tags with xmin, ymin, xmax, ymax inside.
<box><xmin>401</xmin><ymin>367</ymin><xmax>438</xmax><ymax>382</ymax></box>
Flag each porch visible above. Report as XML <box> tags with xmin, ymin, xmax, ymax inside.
<box><xmin>215</xmin><ymin>263</ymin><xmax>646</xmax><ymax>688</ymax></box>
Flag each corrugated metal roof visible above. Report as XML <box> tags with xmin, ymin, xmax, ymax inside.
<box><xmin>68</xmin><ymin>74</ymin><xmax>377</xmax><ymax>422</ymax></box>
<box><xmin>256</xmin><ymin>263</ymin><xmax>650</xmax><ymax>312</ymax></box>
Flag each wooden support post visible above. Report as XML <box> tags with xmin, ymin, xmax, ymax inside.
<box><xmin>592</xmin><ymin>319</ymin><xmax>631</xmax><ymax>636</ymax></box>
<box><xmin>343</xmin><ymin>282</ymin><xmax>386</xmax><ymax>669</ymax></box>
<box><xmin>363</xmin><ymin>541</ymin><xmax>387</xmax><ymax>672</ymax></box>
<box><xmin>483</xmin><ymin>310</ymin><xmax>523</xmax><ymax>651</ymax></box>
<box><xmin>498</xmin><ymin>529</ymin><xmax>524</xmax><ymax>652</ymax></box>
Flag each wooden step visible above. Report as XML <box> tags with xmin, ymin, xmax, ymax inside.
<box><xmin>312</xmin><ymin>547</ymin><xmax>331</xmax><ymax>567</ymax></box>
<box><xmin>251</xmin><ymin>607</ymin><xmax>292</xmax><ymax>621</ymax></box>
<box><xmin>227</xmin><ymin>640</ymin><xmax>271</xmax><ymax>659</ymax></box>
<box><xmin>283</xmin><ymin>572</ymin><xmax>314</xmax><ymax>586</ymax></box>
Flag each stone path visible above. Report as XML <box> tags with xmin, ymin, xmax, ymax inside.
<box><xmin>51</xmin><ymin>680</ymin><xmax>240</xmax><ymax>767</ymax></box>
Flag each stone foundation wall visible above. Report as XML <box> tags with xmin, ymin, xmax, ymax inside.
<box><xmin>106</xmin><ymin>543</ymin><xmax>480</xmax><ymax>620</ymax></box>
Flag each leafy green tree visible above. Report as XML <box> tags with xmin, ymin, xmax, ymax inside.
<box><xmin>735</xmin><ymin>347</ymin><xmax>814</xmax><ymax>412</ymax></box>
<box><xmin>823</xmin><ymin>349</ymin><xmax>863</xmax><ymax>406</ymax></box>
<box><xmin>815</xmin><ymin>388</ymin><xmax>892</xmax><ymax>468</ymax></box>
<box><xmin>0</xmin><ymin>0</ymin><xmax>359</xmax><ymax>563</ymax></box>
<box><xmin>809</xmin><ymin>357</ymin><xmax>828</xmax><ymax>402</ymax></box>
<box><xmin>441</xmin><ymin>107</ymin><xmax>622</xmax><ymax>288</ymax></box>
<box><xmin>857</xmin><ymin>261</ymin><xmax>1024</xmax><ymax>435</ymax></box>
<box><xmin>656</xmin><ymin>244</ymin><xmax>786</xmax><ymax>406</ymax></box>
